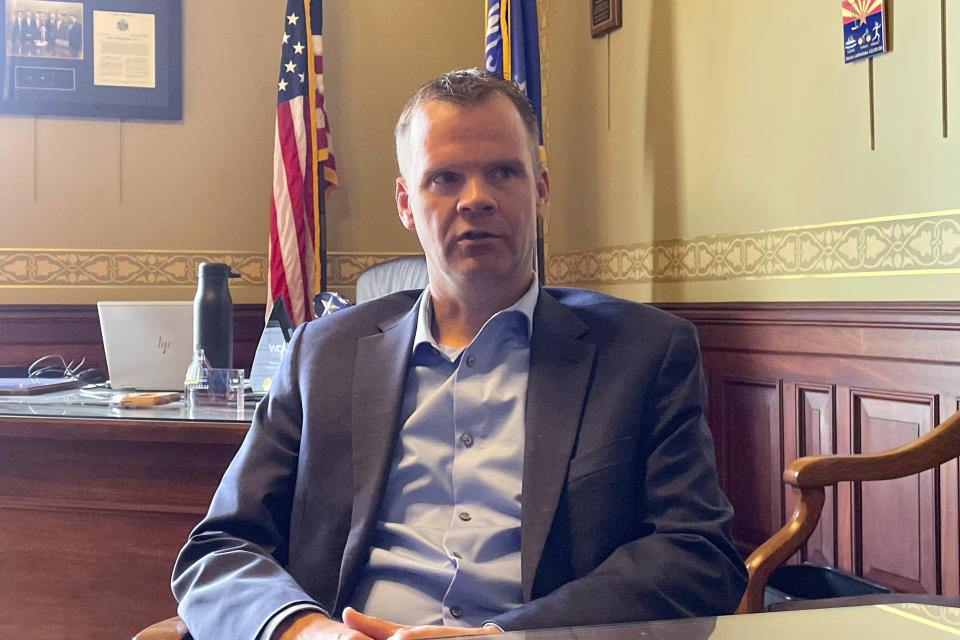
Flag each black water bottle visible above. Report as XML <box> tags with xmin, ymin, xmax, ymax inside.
<box><xmin>193</xmin><ymin>262</ymin><xmax>240</xmax><ymax>369</ymax></box>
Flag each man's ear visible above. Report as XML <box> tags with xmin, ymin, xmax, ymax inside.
<box><xmin>396</xmin><ymin>177</ymin><xmax>416</xmax><ymax>230</ymax></box>
<box><xmin>535</xmin><ymin>167</ymin><xmax>549</xmax><ymax>220</ymax></box>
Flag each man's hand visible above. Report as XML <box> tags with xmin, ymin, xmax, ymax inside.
<box><xmin>341</xmin><ymin>607</ymin><xmax>501</xmax><ymax>640</ymax></box>
<box><xmin>276</xmin><ymin>611</ymin><xmax>374</xmax><ymax>640</ymax></box>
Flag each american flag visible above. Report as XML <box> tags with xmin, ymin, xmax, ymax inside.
<box><xmin>269</xmin><ymin>0</ymin><xmax>337</xmax><ymax>326</ymax></box>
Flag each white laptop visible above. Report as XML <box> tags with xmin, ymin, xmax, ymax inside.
<box><xmin>97</xmin><ymin>301</ymin><xmax>193</xmax><ymax>391</ymax></box>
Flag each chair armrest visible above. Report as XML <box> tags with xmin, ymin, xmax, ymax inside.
<box><xmin>132</xmin><ymin>616</ymin><xmax>188</xmax><ymax>640</ymax></box>
<box><xmin>786</xmin><ymin>409</ymin><xmax>960</xmax><ymax>488</ymax></box>
<box><xmin>736</xmin><ymin>485</ymin><xmax>825</xmax><ymax>614</ymax></box>
<box><xmin>737</xmin><ymin>408</ymin><xmax>960</xmax><ymax>614</ymax></box>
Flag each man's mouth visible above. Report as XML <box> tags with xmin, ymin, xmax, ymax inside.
<box><xmin>458</xmin><ymin>230</ymin><xmax>496</xmax><ymax>241</ymax></box>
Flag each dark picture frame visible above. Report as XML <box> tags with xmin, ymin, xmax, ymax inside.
<box><xmin>590</xmin><ymin>0</ymin><xmax>622</xmax><ymax>38</ymax></box>
<box><xmin>0</xmin><ymin>0</ymin><xmax>181</xmax><ymax>120</ymax></box>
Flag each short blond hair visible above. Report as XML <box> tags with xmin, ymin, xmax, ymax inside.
<box><xmin>395</xmin><ymin>69</ymin><xmax>540</xmax><ymax>172</ymax></box>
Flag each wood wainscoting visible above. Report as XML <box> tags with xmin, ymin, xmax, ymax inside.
<box><xmin>0</xmin><ymin>303</ymin><xmax>266</xmax><ymax>375</ymax></box>
<box><xmin>660</xmin><ymin>302</ymin><xmax>960</xmax><ymax>597</ymax></box>
<box><xmin>2</xmin><ymin>301</ymin><xmax>959</xmax><ymax>603</ymax></box>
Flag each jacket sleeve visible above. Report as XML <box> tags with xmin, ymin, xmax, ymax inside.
<box><xmin>171</xmin><ymin>326</ymin><xmax>327</xmax><ymax>640</ymax></box>
<box><xmin>491</xmin><ymin>320</ymin><xmax>747</xmax><ymax>630</ymax></box>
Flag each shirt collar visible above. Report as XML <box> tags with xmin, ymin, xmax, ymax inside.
<box><xmin>412</xmin><ymin>275</ymin><xmax>539</xmax><ymax>355</ymax></box>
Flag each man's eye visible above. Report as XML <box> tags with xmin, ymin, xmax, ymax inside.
<box><xmin>490</xmin><ymin>166</ymin><xmax>517</xmax><ymax>180</ymax></box>
<box><xmin>431</xmin><ymin>172</ymin><xmax>459</xmax><ymax>185</ymax></box>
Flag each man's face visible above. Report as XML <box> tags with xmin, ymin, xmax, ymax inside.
<box><xmin>395</xmin><ymin>94</ymin><xmax>548</xmax><ymax>296</ymax></box>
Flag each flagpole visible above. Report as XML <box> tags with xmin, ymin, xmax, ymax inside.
<box><xmin>319</xmin><ymin>190</ymin><xmax>327</xmax><ymax>292</ymax></box>
<box><xmin>303</xmin><ymin>0</ymin><xmax>323</xmax><ymax>300</ymax></box>
<box><xmin>536</xmin><ymin>219</ymin><xmax>544</xmax><ymax>285</ymax></box>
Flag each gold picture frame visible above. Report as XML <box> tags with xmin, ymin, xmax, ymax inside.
<box><xmin>590</xmin><ymin>0</ymin><xmax>622</xmax><ymax>38</ymax></box>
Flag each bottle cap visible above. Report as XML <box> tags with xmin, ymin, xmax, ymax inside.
<box><xmin>198</xmin><ymin>262</ymin><xmax>241</xmax><ymax>279</ymax></box>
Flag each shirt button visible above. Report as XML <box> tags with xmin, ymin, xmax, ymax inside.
<box><xmin>450</xmin><ymin>606</ymin><xmax>463</xmax><ymax>618</ymax></box>
<box><xmin>452</xmin><ymin>551</ymin><xmax>462</xmax><ymax>559</ymax></box>
<box><xmin>460</xmin><ymin>433</ymin><xmax>474</xmax><ymax>447</ymax></box>
<box><xmin>465</xmin><ymin>355</ymin><xmax>476</xmax><ymax>367</ymax></box>
<box><xmin>459</xmin><ymin>511</ymin><xmax>472</xmax><ymax>522</ymax></box>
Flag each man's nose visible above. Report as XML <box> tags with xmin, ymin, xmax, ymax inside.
<box><xmin>458</xmin><ymin>176</ymin><xmax>495</xmax><ymax>214</ymax></box>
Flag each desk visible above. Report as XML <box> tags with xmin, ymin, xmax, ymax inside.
<box><xmin>491</xmin><ymin>604</ymin><xmax>960</xmax><ymax>639</ymax></box>
<box><xmin>0</xmin><ymin>397</ymin><xmax>251</xmax><ymax>639</ymax></box>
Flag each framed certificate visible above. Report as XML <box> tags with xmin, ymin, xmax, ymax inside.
<box><xmin>0</xmin><ymin>0</ymin><xmax>181</xmax><ymax>120</ymax></box>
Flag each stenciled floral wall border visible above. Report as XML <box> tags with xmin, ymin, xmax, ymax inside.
<box><xmin>0</xmin><ymin>249</ymin><xmax>414</xmax><ymax>289</ymax></box>
<box><xmin>4</xmin><ymin>210</ymin><xmax>959</xmax><ymax>291</ymax></box>
<box><xmin>547</xmin><ymin>210</ymin><xmax>960</xmax><ymax>285</ymax></box>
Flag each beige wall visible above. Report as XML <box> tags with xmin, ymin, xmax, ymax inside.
<box><xmin>7</xmin><ymin>1</ymin><xmax>958</xmax><ymax>306</ymax></box>
<box><xmin>0</xmin><ymin>0</ymin><xmax>479</xmax><ymax>304</ymax></box>
<box><xmin>543</xmin><ymin>0</ymin><xmax>960</xmax><ymax>302</ymax></box>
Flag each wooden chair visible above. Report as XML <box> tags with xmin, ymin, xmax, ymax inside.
<box><xmin>736</xmin><ymin>408</ymin><xmax>960</xmax><ymax>613</ymax></box>
<box><xmin>135</xmin><ymin>409</ymin><xmax>960</xmax><ymax>637</ymax></box>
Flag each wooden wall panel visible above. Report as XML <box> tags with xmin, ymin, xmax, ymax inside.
<box><xmin>719</xmin><ymin>377</ymin><xmax>782</xmax><ymax>553</ymax></box>
<box><xmin>661</xmin><ymin>302</ymin><xmax>960</xmax><ymax>596</ymax></box>
<box><xmin>942</xmin><ymin>397</ymin><xmax>960</xmax><ymax>595</ymax></box>
<box><xmin>795</xmin><ymin>385</ymin><xmax>836</xmax><ymax>566</ymax></box>
<box><xmin>852</xmin><ymin>393</ymin><xmax>938</xmax><ymax>594</ymax></box>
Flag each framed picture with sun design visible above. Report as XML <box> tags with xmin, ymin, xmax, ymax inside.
<box><xmin>842</xmin><ymin>0</ymin><xmax>887</xmax><ymax>63</ymax></box>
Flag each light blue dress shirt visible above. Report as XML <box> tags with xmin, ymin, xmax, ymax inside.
<box><xmin>349</xmin><ymin>278</ymin><xmax>539</xmax><ymax>628</ymax></box>
<box><xmin>259</xmin><ymin>279</ymin><xmax>539</xmax><ymax>639</ymax></box>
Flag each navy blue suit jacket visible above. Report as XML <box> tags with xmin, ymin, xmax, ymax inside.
<box><xmin>172</xmin><ymin>287</ymin><xmax>746</xmax><ymax>640</ymax></box>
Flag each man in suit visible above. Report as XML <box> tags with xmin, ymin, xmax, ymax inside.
<box><xmin>34</xmin><ymin>11</ymin><xmax>47</xmax><ymax>47</ymax></box>
<box><xmin>51</xmin><ymin>12</ymin><xmax>68</xmax><ymax>56</ymax></box>
<box><xmin>20</xmin><ymin>10</ymin><xmax>37</xmax><ymax>56</ymax></box>
<box><xmin>172</xmin><ymin>69</ymin><xmax>746</xmax><ymax>640</ymax></box>
<box><xmin>66</xmin><ymin>15</ymin><xmax>81</xmax><ymax>58</ymax></box>
<box><xmin>10</xmin><ymin>11</ymin><xmax>24</xmax><ymax>55</ymax></box>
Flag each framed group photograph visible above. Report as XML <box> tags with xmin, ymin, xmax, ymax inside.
<box><xmin>0</xmin><ymin>0</ymin><xmax>181</xmax><ymax>120</ymax></box>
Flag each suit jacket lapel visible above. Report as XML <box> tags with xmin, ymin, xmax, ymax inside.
<box><xmin>521</xmin><ymin>290</ymin><xmax>595</xmax><ymax>601</ymax></box>
<box><xmin>334</xmin><ymin>301</ymin><xmax>418</xmax><ymax>612</ymax></box>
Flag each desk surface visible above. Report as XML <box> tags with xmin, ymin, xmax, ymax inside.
<box><xmin>487</xmin><ymin>605</ymin><xmax>960</xmax><ymax>639</ymax></box>
<box><xmin>0</xmin><ymin>387</ymin><xmax>254</xmax><ymax>422</ymax></box>
<box><xmin>0</xmin><ymin>388</ymin><xmax>252</xmax><ymax>444</ymax></box>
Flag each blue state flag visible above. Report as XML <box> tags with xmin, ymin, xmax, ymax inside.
<box><xmin>483</xmin><ymin>0</ymin><xmax>543</xmax><ymax>148</ymax></box>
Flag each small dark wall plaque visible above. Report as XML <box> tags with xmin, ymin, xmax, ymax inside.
<box><xmin>591</xmin><ymin>0</ymin><xmax>622</xmax><ymax>38</ymax></box>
